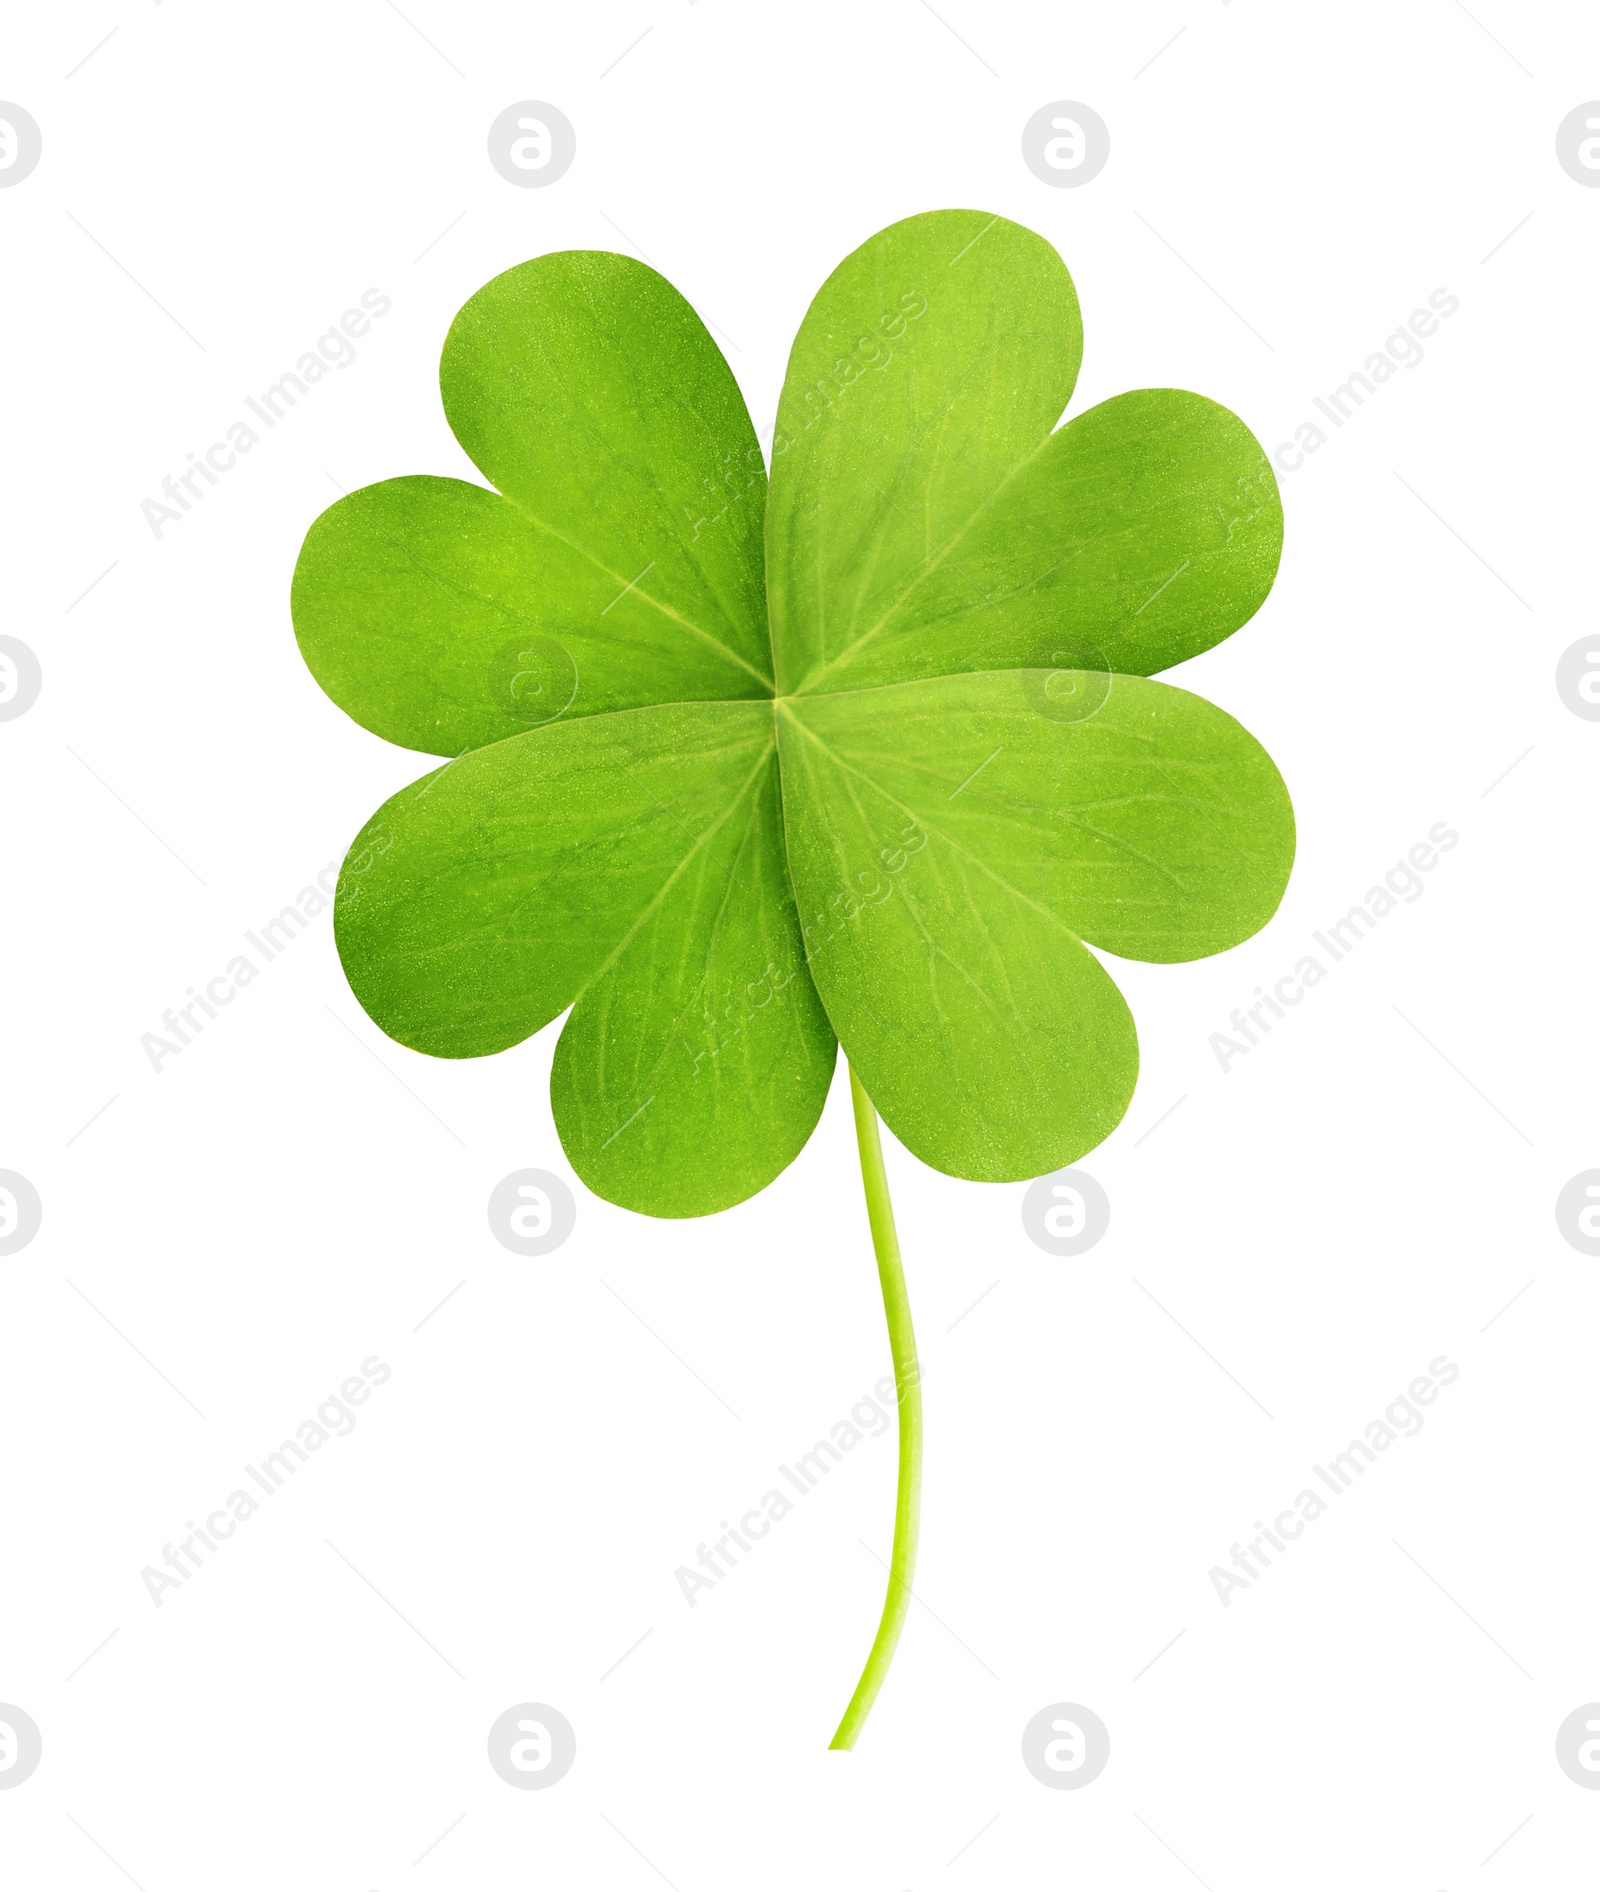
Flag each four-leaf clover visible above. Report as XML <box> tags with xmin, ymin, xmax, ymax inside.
<box><xmin>291</xmin><ymin>208</ymin><xmax>1293</xmax><ymax>1742</ymax></box>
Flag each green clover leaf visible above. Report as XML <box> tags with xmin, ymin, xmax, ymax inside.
<box><xmin>292</xmin><ymin>208</ymin><xmax>1293</xmax><ymax>1744</ymax></box>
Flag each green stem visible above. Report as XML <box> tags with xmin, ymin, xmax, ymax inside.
<box><xmin>829</xmin><ymin>1064</ymin><xmax>922</xmax><ymax>1750</ymax></box>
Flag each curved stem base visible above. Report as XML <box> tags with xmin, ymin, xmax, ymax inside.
<box><xmin>829</xmin><ymin>1065</ymin><xmax>923</xmax><ymax>1750</ymax></box>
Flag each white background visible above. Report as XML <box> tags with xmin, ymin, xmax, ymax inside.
<box><xmin>2</xmin><ymin>2</ymin><xmax>1597</xmax><ymax>1886</ymax></box>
